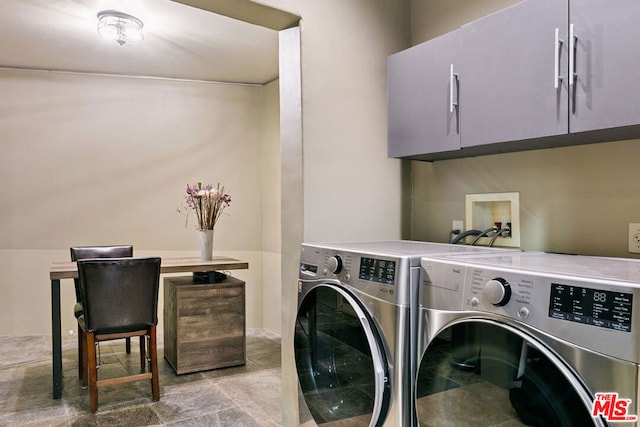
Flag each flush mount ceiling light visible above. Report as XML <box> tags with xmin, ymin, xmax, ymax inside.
<box><xmin>97</xmin><ymin>10</ymin><xmax>144</xmax><ymax>46</ymax></box>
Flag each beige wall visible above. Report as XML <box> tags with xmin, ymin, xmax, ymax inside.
<box><xmin>411</xmin><ymin>0</ymin><xmax>520</xmax><ymax>42</ymax></box>
<box><xmin>296</xmin><ymin>1</ymin><xmax>408</xmax><ymax>243</ymax></box>
<box><xmin>273</xmin><ymin>1</ymin><xmax>410</xmax><ymax>425</ymax></box>
<box><xmin>408</xmin><ymin>0</ymin><xmax>640</xmax><ymax>258</ymax></box>
<box><xmin>410</xmin><ymin>140</ymin><xmax>640</xmax><ymax>256</ymax></box>
<box><xmin>0</xmin><ymin>69</ymin><xmax>280</xmax><ymax>335</ymax></box>
<box><xmin>261</xmin><ymin>79</ymin><xmax>282</xmax><ymax>334</ymax></box>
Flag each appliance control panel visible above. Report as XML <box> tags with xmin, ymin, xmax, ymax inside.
<box><xmin>420</xmin><ymin>256</ymin><xmax>640</xmax><ymax>363</ymax></box>
<box><xmin>548</xmin><ymin>282</ymin><xmax>632</xmax><ymax>332</ymax></box>
<box><xmin>463</xmin><ymin>268</ymin><xmax>536</xmax><ymax>319</ymax></box>
<box><xmin>300</xmin><ymin>245</ymin><xmax>411</xmax><ymax>305</ymax></box>
<box><xmin>464</xmin><ymin>266</ymin><xmax>639</xmax><ymax>362</ymax></box>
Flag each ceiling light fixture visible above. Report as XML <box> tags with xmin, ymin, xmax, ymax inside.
<box><xmin>97</xmin><ymin>10</ymin><xmax>144</xmax><ymax>46</ymax></box>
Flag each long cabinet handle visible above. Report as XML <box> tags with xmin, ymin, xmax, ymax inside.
<box><xmin>450</xmin><ymin>64</ymin><xmax>458</xmax><ymax>113</ymax></box>
<box><xmin>569</xmin><ymin>24</ymin><xmax>577</xmax><ymax>86</ymax></box>
<box><xmin>554</xmin><ymin>28</ymin><xmax>563</xmax><ymax>89</ymax></box>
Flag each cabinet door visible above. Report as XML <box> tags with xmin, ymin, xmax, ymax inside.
<box><xmin>570</xmin><ymin>0</ymin><xmax>640</xmax><ymax>133</ymax></box>
<box><xmin>460</xmin><ymin>0</ymin><xmax>569</xmax><ymax>148</ymax></box>
<box><xmin>388</xmin><ymin>30</ymin><xmax>461</xmax><ymax>158</ymax></box>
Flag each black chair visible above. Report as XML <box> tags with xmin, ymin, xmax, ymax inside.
<box><xmin>77</xmin><ymin>257</ymin><xmax>161</xmax><ymax>412</ymax></box>
<box><xmin>71</xmin><ymin>246</ymin><xmax>141</xmax><ymax>379</ymax></box>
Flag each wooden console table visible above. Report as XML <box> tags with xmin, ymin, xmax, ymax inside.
<box><xmin>49</xmin><ymin>256</ymin><xmax>248</xmax><ymax>399</ymax></box>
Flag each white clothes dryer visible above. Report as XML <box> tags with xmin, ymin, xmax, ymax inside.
<box><xmin>415</xmin><ymin>252</ymin><xmax>640</xmax><ymax>427</ymax></box>
<box><xmin>295</xmin><ymin>241</ymin><xmax>510</xmax><ymax>426</ymax></box>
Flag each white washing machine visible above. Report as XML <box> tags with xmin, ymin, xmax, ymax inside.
<box><xmin>415</xmin><ymin>252</ymin><xmax>640</xmax><ymax>427</ymax></box>
<box><xmin>294</xmin><ymin>241</ymin><xmax>510</xmax><ymax>427</ymax></box>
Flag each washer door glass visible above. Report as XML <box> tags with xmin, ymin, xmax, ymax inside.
<box><xmin>416</xmin><ymin>321</ymin><xmax>598</xmax><ymax>427</ymax></box>
<box><xmin>295</xmin><ymin>284</ymin><xmax>390</xmax><ymax>426</ymax></box>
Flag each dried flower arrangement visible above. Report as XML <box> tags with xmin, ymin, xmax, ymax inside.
<box><xmin>179</xmin><ymin>182</ymin><xmax>231</xmax><ymax>230</ymax></box>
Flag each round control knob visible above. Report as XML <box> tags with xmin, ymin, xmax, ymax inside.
<box><xmin>518</xmin><ymin>306</ymin><xmax>530</xmax><ymax>319</ymax></box>
<box><xmin>327</xmin><ymin>255</ymin><xmax>343</xmax><ymax>274</ymax></box>
<box><xmin>484</xmin><ymin>277</ymin><xmax>511</xmax><ymax>306</ymax></box>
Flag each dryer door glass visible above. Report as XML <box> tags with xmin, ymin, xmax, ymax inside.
<box><xmin>295</xmin><ymin>284</ymin><xmax>390</xmax><ymax>426</ymax></box>
<box><xmin>416</xmin><ymin>322</ymin><xmax>598</xmax><ymax>426</ymax></box>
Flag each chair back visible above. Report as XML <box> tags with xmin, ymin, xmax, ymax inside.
<box><xmin>70</xmin><ymin>245</ymin><xmax>133</xmax><ymax>302</ymax></box>
<box><xmin>77</xmin><ymin>257</ymin><xmax>161</xmax><ymax>334</ymax></box>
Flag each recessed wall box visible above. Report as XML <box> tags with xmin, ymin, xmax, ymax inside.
<box><xmin>465</xmin><ymin>192</ymin><xmax>520</xmax><ymax>247</ymax></box>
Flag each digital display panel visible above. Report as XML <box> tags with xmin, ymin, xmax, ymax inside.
<box><xmin>549</xmin><ymin>283</ymin><xmax>633</xmax><ymax>332</ymax></box>
<box><xmin>359</xmin><ymin>257</ymin><xmax>395</xmax><ymax>285</ymax></box>
<box><xmin>300</xmin><ymin>263</ymin><xmax>318</xmax><ymax>275</ymax></box>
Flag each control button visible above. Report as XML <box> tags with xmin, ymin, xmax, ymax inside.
<box><xmin>470</xmin><ymin>297</ymin><xmax>480</xmax><ymax>307</ymax></box>
<box><xmin>328</xmin><ymin>255</ymin><xmax>343</xmax><ymax>274</ymax></box>
<box><xmin>518</xmin><ymin>307</ymin><xmax>530</xmax><ymax>319</ymax></box>
<box><xmin>322</xmin><ymin>268</ymin><xmax>328</xmax><ymax>276</ymax></box>
<box><xmin>484</xmin><ymin>277</ymin><xmax>511</xmax><ymax>306</ymax></box>
<box><xmin>344</xmin><ymin>274</ymin><xmax>351</xmax><ymax>282</ymax></box>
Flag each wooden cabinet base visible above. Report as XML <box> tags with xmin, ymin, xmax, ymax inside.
<box><xmin>163</xmin><ymin>275</ymin><xmax>245</xmax><ymax>375</ymax></box>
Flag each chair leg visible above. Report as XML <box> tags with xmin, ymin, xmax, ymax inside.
<box><xmin>87</xmin><ymin>333</ymin><xmax>98</xmax><ymax>413</ymax></box>
<box><xmin>125</xmin><ymin>337</ymin><xmax>131</xmax><ymax>354</ymax></box>
<box><xmin>77</xmin><ymin>326</ymin><xmax>83</xmax><ymax>380</ymax></box>
<box><xmin>81</xmin><ymin>327</ymin><xmax>88</xmax><ymax>388</ymax></box>
<box><xmin>149</xmin><ymin>325</ymin><xmax>160</xmax><ymax>402</ymax></box>
<box><xmin>139</xmin><ymin>335</ymin><xmax>146</xmax><ymax>370</ymax></box>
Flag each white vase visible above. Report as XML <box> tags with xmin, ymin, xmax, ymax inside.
<box><xmin>198</xmin><ymin>229</ymin><xmax>214</xmax><ymax>260</ymax></box>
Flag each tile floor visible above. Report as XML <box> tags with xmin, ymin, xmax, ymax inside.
<box><xmin>415</xmin><ymin>335</ymin><xmax>525</xmax><ymax>427</ymax></box>
<box><xmin>0</xmin><ymin>329</ymin><xmax>282</xmax><ymax>426</ymax></box>
<box><xmin>295</xmin><ymin>298</ymin><xmax>377</xmax><ymax>425</ymax></box>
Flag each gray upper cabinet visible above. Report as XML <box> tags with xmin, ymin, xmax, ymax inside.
<box><xmin>389</xmin><ymin>0</ymin><xmax>640</xmax><ymax>161</ymax></box>
<box><xmin>570</xmin><ymin>0</ymin><xmax>640</xmax><ymax>133</ymax></box>
<box><xmin>388</xmin><ymin>30</ymin><xmax>460</xmax><ymax>158</ymax></box>
<box><xmin>460</xmin><ymin>0</ymin><xmax>568</xmax><ymax>148</ymax></box>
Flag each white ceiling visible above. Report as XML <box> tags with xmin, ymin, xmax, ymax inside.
<box><xmin>0</xmin><ymin>0</ymin><xmax>279</xmax><ymax>84</ymax></box>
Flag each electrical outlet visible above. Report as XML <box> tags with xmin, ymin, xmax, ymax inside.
<box><xmin>628</xmin><ymin>223</ymin><xmax>640</xmax><ymax>253</ymax></box>
<box><xmin>452</xmin><ymin>220</ymin><xmax>464</xmax><ymax>232</ymax></box>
